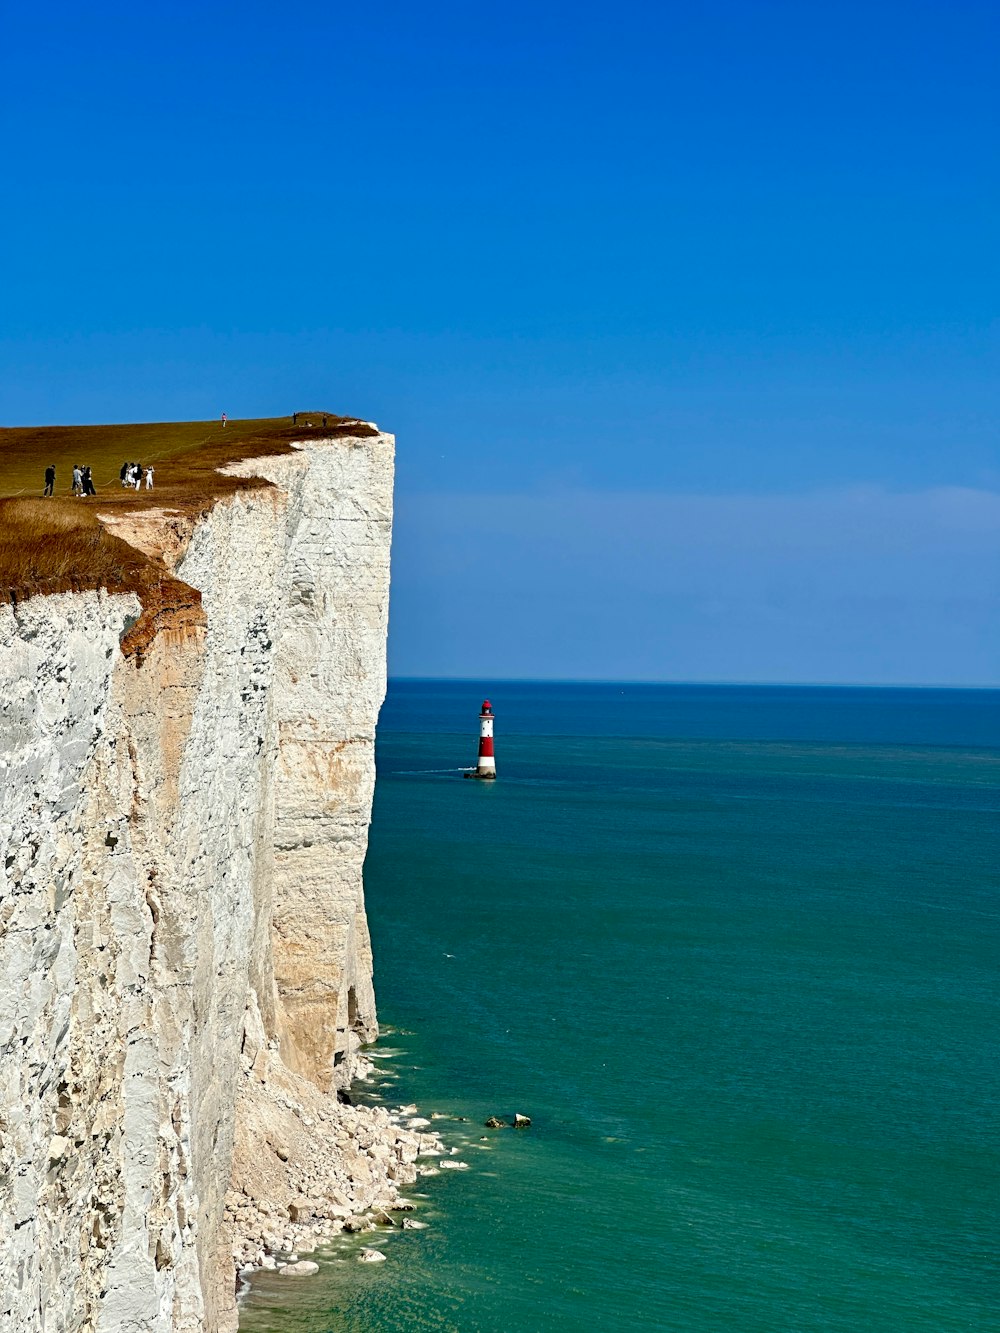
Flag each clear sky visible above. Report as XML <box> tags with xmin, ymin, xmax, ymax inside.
<box><xmin>2</xmin><ymin>1</ymin><xmax>997</xmax><ymax>683</ymax></box>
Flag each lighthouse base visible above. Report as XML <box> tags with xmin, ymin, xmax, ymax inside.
<box><xmin>464</xmin><ymin>769</ymin><xmax>497</xmax><ymax>780</ymax></box>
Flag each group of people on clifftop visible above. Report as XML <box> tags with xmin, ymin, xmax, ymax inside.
<box><xmin>41</xmin><ymin>461</ymin><xmax>154</xmax><ymax>496</ymax></box>
<box><xmin>46</xmin><ymin>464</ymin><xmax>99</xmax><ymax>496</ymax></box>
<box><xmin>71</xmin><ymin>465</ymin><xmax>97</xmax><ymax>495</ymax></box>
<box><xmin>120</xmin><ymin>461</ymin><xmax>154</xmax><ymax>490</ymax></box>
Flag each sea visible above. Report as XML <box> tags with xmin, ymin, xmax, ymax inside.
<box><xmin>239</xmin><ymin>681</ymin><xmax>999</xmax><ymax>1333</ymax></box>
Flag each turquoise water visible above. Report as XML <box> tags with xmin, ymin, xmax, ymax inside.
<box><xmin>240</xmin><ymin>682</ymin><xmax>1000</xmax><ymax>1332</ymax></box>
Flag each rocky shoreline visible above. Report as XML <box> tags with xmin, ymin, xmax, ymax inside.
<box><xmin>225</xmin><ymin>1046</ymin><xmax>461</xmax><ymax>1292</ymax></box>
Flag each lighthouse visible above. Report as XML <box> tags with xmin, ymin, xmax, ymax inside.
<box><xmin>465</xmin><ymin>699</ymin><xmax>497</xmax><ymax>779</ymax></box>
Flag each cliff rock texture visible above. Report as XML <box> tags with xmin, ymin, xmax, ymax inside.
<box><xmin>0</xmin><ymin>430</ymin><xmax>394</xmax><ymax>1332</ymax></box>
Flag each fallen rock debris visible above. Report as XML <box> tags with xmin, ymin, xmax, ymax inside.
<box><xmin>280</xmin><ymin>1260</ymin><xmax>320</xmax><ymax>1278</ymax></box>
<box><xmin>227</xmin><ymin>1053</ymin><xmax>452</xmax><ymax>1278</ymax></box>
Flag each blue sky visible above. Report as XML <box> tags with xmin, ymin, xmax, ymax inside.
<box><xmin>2</xmin><ymin>1</ymin><xmax>997</xmax><ymax>682</ymax></box>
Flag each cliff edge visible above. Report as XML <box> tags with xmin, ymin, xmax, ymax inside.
<box><xmin>0</xmin><ymin>425</ymin><xmax>396</xmax><ymax>1330</ymax></box>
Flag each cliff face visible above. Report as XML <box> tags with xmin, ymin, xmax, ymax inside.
<box><xmin>0</xmin><ymin>432</ymin><xmax>393</xmax><ymax>1332</ymax></box>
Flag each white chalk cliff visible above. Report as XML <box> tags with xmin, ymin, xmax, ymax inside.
<box><xmin>0</xmin><ymin>431</ymin><xmax>396</xmax><ymax>1331</ymax></box>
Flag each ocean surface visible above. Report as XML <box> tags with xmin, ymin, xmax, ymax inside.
<box><xmin>240</xmin><ymin>681</ymin><xmax>1000</xmax><ymax>1333</ymax></box>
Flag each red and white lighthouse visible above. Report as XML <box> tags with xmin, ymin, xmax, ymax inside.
<box><xmin>466</xmin><ymin>699</ymin><xmax>497</xmax><ymax>779</ymax></box>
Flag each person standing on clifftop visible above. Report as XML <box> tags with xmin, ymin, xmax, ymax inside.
<box><xmin>72</xmin><ymin>465</ymin><xmax>82</xmax><ymax>495</ymax></box>
<box><xmin>43</xmin><ymin>465</ymin><xmax>55</xmax><ymax>496</ymax></box>
<box><xmin>221</xmin><ymin>412</ymin><xmax>227</xmax><ymax>427</ymax></box>
<box><xmin>144</xmin><ymin>466</ymin><xmax>154</xmax><ymax>489</ymax></box>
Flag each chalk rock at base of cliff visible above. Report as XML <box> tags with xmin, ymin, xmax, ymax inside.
<box><xmin>514</xmin><ymin>1113</ymin><xmax>532</xmax><ymax>1128</ymax></box>
<box><xmin>280</xmin><ymin>1260</ymin><xmax>320</xmax><ymax>1277</ymax></box>
<box><xmin>484</xmin><ymin>1117</ymin><xmax>507</xmax><ymax>1128</ymax></box>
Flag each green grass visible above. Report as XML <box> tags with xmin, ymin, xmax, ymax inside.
<box><xmin>0</xmin><ymin>413</ymin><xmax>379</xmax><ymax>638</ymax></box>
<box><xmin>0</xmin><ymin>415</ymin><xmax>359</xmax><ymax>498</ymax></box>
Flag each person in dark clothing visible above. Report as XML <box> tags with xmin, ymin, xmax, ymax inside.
<box><xmin>82</xmin><ymin>466</ymin><xmax>96</xmax><ymax>496</ymax></box>
<box><xmin>293</xmin><ymin>412</ymin><xmax>298</xmax><ymax>425</ymax></box>
<box><xmin>120</xmin><ymin>462</ymin><xmax>129</xmax><ymax>487</ymax></box>
<box><xmin>43</xmin><ymin>465</ymin><xmax>55</xmax><ymax>496</ymax></box>
<box><xmin>322</xmin><ymin>415</ymin><xmax>327</xmax><ymax>427</ymax></box>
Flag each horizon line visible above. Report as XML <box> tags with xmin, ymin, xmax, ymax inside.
<box><xmin>386</xmin><ymin>676</ymin><xmax>1000</xmax><ymax>692</ymax></box>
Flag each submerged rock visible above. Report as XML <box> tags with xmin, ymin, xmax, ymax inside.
<box><xmin>484</xmin><ymin>1116</ymin><xmax>507</xmax><ymax>1128</ymax></box>
<box><xmin>359</xmin><ymin>1248</ymin><xmax>387</xmax><ymax>1263</ymax></box>
<box><xmin>280</xmin><ymin>1260</ymin><xmax>320</xmax><ymax>1277</ymax></box>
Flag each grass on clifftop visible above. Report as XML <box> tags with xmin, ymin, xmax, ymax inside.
<box><xmin>0</xmin><ymin>414</ymin><xmax>368</xmax><ymax>499</ymax></box>
<box><xmin>0</xmin><ymin>413</ymin><xmax>377</xmax><ymax>610</ymax></box>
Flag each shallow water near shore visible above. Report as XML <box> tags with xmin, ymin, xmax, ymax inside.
<box><xmin>239</xmin><ymin>681</ymin><xmax>1000</xmax><ymax>1332</ymax></box>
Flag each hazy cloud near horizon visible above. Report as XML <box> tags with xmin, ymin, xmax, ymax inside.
<box><xmin>389</xmin><ymin>485</ymin><xmax>999</xmax><ymax>686</ymax></box>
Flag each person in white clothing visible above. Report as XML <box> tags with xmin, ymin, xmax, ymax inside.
<box><xmin>144</xmin><ymin>466</ymin><xmax>154</xmax><ymax>489</ymax></box>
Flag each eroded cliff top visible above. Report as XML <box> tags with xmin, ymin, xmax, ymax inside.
<box><xmin>0</xmin><ymin>413</ymin><xmax>380</xmax><ymax>656</ymax></box>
